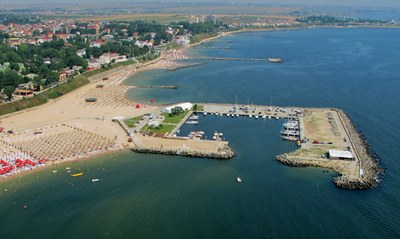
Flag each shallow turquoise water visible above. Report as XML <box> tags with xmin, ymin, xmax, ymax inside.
<box><xmin>1</xmin><ymin>28</ymin><xmax>400</xmax><ymax>238</ymax></box>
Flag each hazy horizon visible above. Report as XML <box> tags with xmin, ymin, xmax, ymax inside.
<box><xmin>0</xmin><ymin>0</ymin><xmax>399</xmax><ymax>8</ymax></box>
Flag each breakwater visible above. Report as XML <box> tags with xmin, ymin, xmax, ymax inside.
<box><xmin>333</xmin><ymin>109</ymin><xmax>382</xmax><ymax>189</ymax></box>
<box><xmin>136</xmin><ymin>85</ymin><xmax>179</xmax><ymax>89</ymax></box>
<box><xmin>131</xmin><ymin>144</ymin><xmax>235</xmax><ymax>160</ymax></box>
<box><xmin>187</xmin><ymin>57</ymin><xmax>270</xmax><ymax>62</ymax></box>
<box><xmin>167</xmin><ymin>62</ymin><xmax>207</xmax><ymax>71</ymax></box>
<box><xmin>275</xmin><ymin>109</ymin><xmax>381</xmax><ymax>190</ymax></box>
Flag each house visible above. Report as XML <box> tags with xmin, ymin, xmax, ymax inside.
<box><xmin>87</xmin><ymin>58</ymin><xmax>100</xmax><ymax>70</ymax></box>
<box><xmin>175</xmin><ymin>35</ymin><xmax>191</xmax><ymax>45</ymax></box>
<box><xmin>101</xmin><ymin>34</ymin><xmax>114</xmax><ymax>42</ymax></box>
<box><xmin>89</xmin><ymin>40</ymin><xmax>105</xmax><ymax>48</ymax></box>
<box><xmin>135</xmin><ymin>40</ymin><xmax>148</xmax><ymax>48</ymax></box>
<box><xmin>76</xmin><ymin>49</ymin><xmax>86</xmax><ymax>58</ymax></box>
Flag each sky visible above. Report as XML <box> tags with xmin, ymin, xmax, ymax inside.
<box><xmin>0</xmin><ymin>0</ymin><xmax>399</xmax><ymax>8</ymax></box>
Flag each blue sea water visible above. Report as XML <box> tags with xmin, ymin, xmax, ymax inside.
<box><xmin>1</xmin><ymin>28</ymin><xmax>400</xmax><ymax>238</ymax></box>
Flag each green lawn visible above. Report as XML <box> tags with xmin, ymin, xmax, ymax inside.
<box><xmin>161</xmin><ymin>110</ymin><xmax>190</xmax><ymax>124</ymax></box>
<box><xmin>193</xmin><ymin>104</ymin><xmax>204</xmax><ymax>112</ymax></box>
<box><xmin>141</xmin><ymin>124</ymin><xmax>176</xmax><ymax>134</ymax></box>
<box><xmin>0</xmin><ymin>75</ymin><xmax>89</xmax><ymax>116</ymax></box>
<box><xmin>124</xmin><ymin>115</ymin><xmax>143</xmax><ymax>128</ymax></box>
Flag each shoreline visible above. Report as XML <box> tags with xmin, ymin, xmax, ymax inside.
<box><xmin>0</xmin><ymin>25</ymin><xmax>388</xmax><ymax>186</ymax></box>
<box><xmin>0</xmin><ymin>146</ymin><xmax>130</xmax><ymax>183</ymax></box>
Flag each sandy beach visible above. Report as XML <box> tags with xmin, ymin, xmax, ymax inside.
<box><xmin>0</xmin><ymin>34</ymin><xmax>220</xmax><ymax>180</ymax></box>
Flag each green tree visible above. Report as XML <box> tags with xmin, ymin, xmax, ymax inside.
<box><xmin>171</xmin><ymin>106</ymin><xmax>183</xmax><ymax>115</ymax></box>
<box><xmin>3</xmin><ymin>85</ymin><xmax>15</xmax><ymax>99</ymax></box>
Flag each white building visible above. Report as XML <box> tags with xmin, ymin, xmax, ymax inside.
<box><xmin>76</xmin><ymin>49</ymin><xmax>86</xmax><ymax>58</ymax></box>
<box><xmin>328</xmin><ymin>150</ymin><xmax>354</xmax><ymax>160</ymax></box>
<box><xmin>162</xmin><ymin>102</ymin><xmax>193</xmax><ymax>113</ymax></box>
<box><xmin>99</xmin><ymin>53</ymin><xmax>128</xmax><ymax>65</ymax></box>
<box><xmin>135</xmin><ymin>40</ymin><xmax>148</xmax><ymax>48</ymax></box>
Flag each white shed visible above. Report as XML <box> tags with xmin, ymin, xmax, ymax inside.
<box><xmin>328</xmin><ymin>150</ymin><xmax>354</xmax><ymax>160</ymax></box>
<box><xmin>162</xmin><ymin>102</ymin><xmax>193</xmax><ymax>113</ymax></box>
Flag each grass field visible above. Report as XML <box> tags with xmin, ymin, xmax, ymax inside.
<box><xmin>161</xmin><ymin>110</ymin><xmax>190</xmax><ymax>124</ymax></box>
<box><xmin>124</xmin><ymin>115</ymin><xmax>143</xmax><ymax>128</ymax></box>
<box><xmin>141</xmin><ymin>124</ymin><xmax>176</xmax><ymax>134</ymax></box>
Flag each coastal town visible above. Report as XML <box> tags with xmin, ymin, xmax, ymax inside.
<box><xmin>0</xmin><ymin>11</ymin><xmax>389</xmax><ymax>189</ymax></box>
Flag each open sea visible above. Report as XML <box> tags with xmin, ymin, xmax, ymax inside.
<box><xmin>1</xmin><ymin>28</ymin><xmax>400</xmax><ymax>238</ymax></box>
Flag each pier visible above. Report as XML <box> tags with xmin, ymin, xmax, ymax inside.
<box><xmin>135</xmin><ymin>85</ymin><xmax>179</xmax><ymax>89</ymax></box>
<box><xmin>187</xmin><ymin>57</ymin><xmax>270</xmax><ymax>62</ymax></box>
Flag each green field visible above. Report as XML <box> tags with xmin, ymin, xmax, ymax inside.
<box><xmin>124</xmin><ymin>115</ymin><xmax>143</xmax><ymax>128</ymax></box>
<box><xmin>193</xmin><ymin>104</ymin><xmax>204</xmax><ymax>112</ymax></box>
<box><xmin>161</xmin><ymin>110</ymin><xmax>190</xmax><ymax>124</ymax></box>
<box><xmin>141</xmin><ymin>124</ymin><xmax>176</xmax><ymax>134</ymax></box>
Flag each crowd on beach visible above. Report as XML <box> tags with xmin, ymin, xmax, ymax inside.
<box><xmin>0</xmin><ymin>124</ymin><xmax>124</xmax><ymax>179</ymax></box>
<box><xmin>0</xmin><ymin>41</ymin><xmax>198</xmax><ymax>180</ymax></box>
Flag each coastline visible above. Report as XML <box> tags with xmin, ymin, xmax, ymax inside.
<box><xmin>0</xmin><ymin>25</ymin><xmax>388</xmax><ymax>185</ymax></box>
<box><xmin>0</xmin><ymin>147</ymin><xmax>130</xmax><ymax>184</ymax></box>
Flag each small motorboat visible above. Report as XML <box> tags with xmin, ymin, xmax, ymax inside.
<box><xmin>236</xmin><ymin>177</ymin><xmax>242</xmax><ymax>183</ymax></box>
<box><xmin>91</xmin><ymin>179</ymin><xmax>100</xmax><ymax>182</ymax></box>
<box><xmin>52</xmin><ymin>170</ymin><xmax>57</xmax><ymax>173</ymax></box>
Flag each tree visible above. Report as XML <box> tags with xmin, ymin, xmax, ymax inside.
<box><xmin>3</xmin><ymin>85</ymin><xmax>15</xmax><ymax>99</ymax></box>
<box><xmin>171</xmin><ymin>106</ymin><xmax>183</xmax><ymax>115</ymax></box>
<box><xmin>45</xmin><ymin>71</ymin><xmax>59</xmax><ymax>85</ymax></box>
<box><xmin>32</xmin><ymin>76</ymin><xmax>42</xmax><ymax>90</ymax></box>
<box><xmin>9</xmin><ymin>62</ymin><xmax>20</xmax><ymax>72</ymax></box>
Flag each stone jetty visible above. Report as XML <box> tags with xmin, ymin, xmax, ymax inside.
<box><xmin>132</xmin><ymin>144</ymin><xmax>235</xmax><ymax>160</ymax></box>
<box><xmin>275</xmin><ymin>109</ymin><xmax>382</xmax><ymax>190</ymax></box>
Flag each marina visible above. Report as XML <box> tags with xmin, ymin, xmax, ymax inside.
<box><xmin>0</xmin><ymin>27</ymin><xmax>398</xmax><ymax>239</ymax></box>
<box><xmin>113</xmin><ymin>101</ymin><xmax>381</xmax><ymax>189</ymax></box>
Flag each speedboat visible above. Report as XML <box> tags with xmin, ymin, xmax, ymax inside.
<box><xmin>236</xmin><ymin>177</ymin><xmax>242</xmax><ymax>183</ymax></box>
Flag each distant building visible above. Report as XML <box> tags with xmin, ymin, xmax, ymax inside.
<box><xmin>205</xmin><ymin>15</ymin><xmax>217</xmax><ymax>24</ymax></box>
<box><xmin>89</xmin><ymin>40</ymin><xmax>105</xmax><ymax>48</ymax></box>
<box><xmin>76</xmin><ymin>49</ymin><xmax>86</xmax><ymax>58</ymax></box>
<box><xmin>99</xmin><ymin>53</ymin><xmax>128</xmax><ymax>65</ymax></box>
<box><xmin>87</xmin><ymin>58</ymin><xmax>100</xmax><ymax>71</ymax></box>
<box><xmin>135</xmin><ymin>40</ymin><xmax>149</xmax><ymax>48</ymax></box>
<box><xmin>175</xmin><ymin>35</ymin><xmax>191</xmax><ymax>45</ymax></box>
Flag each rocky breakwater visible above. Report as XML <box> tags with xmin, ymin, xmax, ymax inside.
<box><xmin>333</xmin><ymin>109</ymin><xmax>382</xmax><ymax>189</ymax></box>
<box><xmin>132</xmin><ymin>144</ymin><xmax>235</xmax><ymax>160</ymax></box>
<box><xmin>276</xmin><ymin>109</ymin><xmax>382</xmax><ymax>190</ymax></box>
